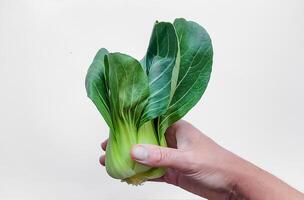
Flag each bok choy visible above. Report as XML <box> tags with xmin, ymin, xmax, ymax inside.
<box><xmin>85</xmin><ymin>18</ymin><xmax>213</xmax><ymax>184</ymax></box>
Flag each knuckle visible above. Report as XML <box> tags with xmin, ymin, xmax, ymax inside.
<box><xmin>153</xmin><ymin>148</ymin><xmax>167</xmax><ymax>165</ymax></box>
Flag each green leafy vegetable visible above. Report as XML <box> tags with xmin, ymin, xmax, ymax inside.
<box><xmin>85</xmin><ymin>18</ymin><xmax>213</xmax><ymax>185</ymax></box>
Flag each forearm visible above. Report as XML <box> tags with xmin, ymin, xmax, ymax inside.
<box><xmin>227</xmin><ymin>154</ymin><xmax>304</xmax><ymax>200</ymax></box>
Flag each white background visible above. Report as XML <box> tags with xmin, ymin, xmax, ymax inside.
<box><xmin>0</xmin><ymin>0</ymin><xmax>303</xmax><ymax>199</ymax></box>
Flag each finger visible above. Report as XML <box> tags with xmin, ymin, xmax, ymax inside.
<box><xmin>130</xmin><ymin>144</ymin><xmax>189</xmax><ymax>172</ymax></box>
<box><xmin>99</xmin><ymin>155</ymin><xmax>106</xmax><ymax>166</ymax></box>
<box><xmin>101</xmin><ymin>139</ymin><xmax>108</xmax><ymax>151</ymax></box>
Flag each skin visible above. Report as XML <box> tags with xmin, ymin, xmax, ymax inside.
<box><xmin>99</xmin><ymin>120</ymin><xmax>304</xmax><ymax>200</ymax></box>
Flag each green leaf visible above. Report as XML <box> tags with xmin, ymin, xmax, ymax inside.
<box><xmin>140</xmin><ymin>22</ymin><xmax>179</xmax><ymax>125</ymax></box>
<box><xmin>106</xmin><ymin>53</ymin><xmax>149</xmax><ymax>128</ymax></box>
<box><xmin>85</xmin><ymin>48</ymin><xmax>113</xmax><ymax>129</ymax></box>
<box><xmin>159</xmin><ymin>18</ymin><xmax>213</xmax><ymax>135</ymax></box>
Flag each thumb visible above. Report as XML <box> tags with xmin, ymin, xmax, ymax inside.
<box><xmin>131</xmin><ymin>144</ymin><xmax>189</xmax><ymax>171</ymax></box>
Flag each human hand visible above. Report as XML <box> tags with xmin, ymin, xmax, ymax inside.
<box><xmin>100</xmin><ymin>120</ymin><xmax>240</xmax><ymax>199</ymax></box>
<box><xmin>100</xmin><ymin>120</ymin><xmax>304</xmax><ymax>200</ymax></box>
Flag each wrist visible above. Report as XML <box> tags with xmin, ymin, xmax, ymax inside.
<box><xmin>218</xmin><ymin>150</ymin><xmax>250</xmax><ymax>199</ymax></box>
<box><xmin>225</xmin><ymin>151</ymin><xmax>304</xmax><ymax>200</ymax></box>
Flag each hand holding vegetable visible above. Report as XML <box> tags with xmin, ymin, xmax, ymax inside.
<box><xmin>100</xmin><ymin>120</ymin><xmax>304</xmax><ymax>200</ymax></box>
<box><xmin>88</xmin><ymin>17</ymin><xmax>303</xmax><ymax>199</ymax></box>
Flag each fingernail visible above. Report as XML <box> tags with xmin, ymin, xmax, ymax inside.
<box><xmin>132</xmin><ymin>145</ymin><xmax>148</xmax><ymax>161</ymax></box>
